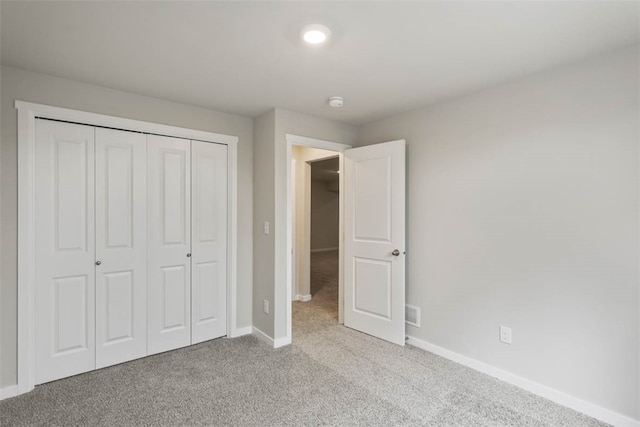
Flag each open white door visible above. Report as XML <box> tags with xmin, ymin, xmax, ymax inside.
<box><xmin>344</xmin><ymin>139</ymin><xmax>405</xmax><ymax>345</ymax></box>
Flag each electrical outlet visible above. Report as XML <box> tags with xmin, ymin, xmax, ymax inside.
<box><xmin>263</xmin><ymin>221</ymin><xmax>270</xmax><ymax>235</ymax></box>
<box><xmin>263</xmin><ymin>299</ymin><xmax>269</xmax><ymax>314</ymax></box>
<box><xmin>499</xmin><ymin>325</ymin><xmax>512</xmax><ymax>344</ymax></box>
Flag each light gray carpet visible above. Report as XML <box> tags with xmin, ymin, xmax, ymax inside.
<box><xmin>1</xmin><ymin>250</ymin><xmax>606</xmax><ymax>426</ymax></box>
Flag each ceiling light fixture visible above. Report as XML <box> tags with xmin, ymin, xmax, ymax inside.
<box><xmin>300</xmin><ymin>24</ymin><xmax>331</xmax><ymax>46</ymax></box>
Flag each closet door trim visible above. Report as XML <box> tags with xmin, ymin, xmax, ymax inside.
<box><xmin>16</xmin><ymin>100</ymin><xmax>239</xmax><ymax>396</ymax></box>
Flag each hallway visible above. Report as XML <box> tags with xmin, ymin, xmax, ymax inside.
<box><xmin>292</xmin><ymin>250</ymin><xmax>338</xmax><ymax>335</ymax></box>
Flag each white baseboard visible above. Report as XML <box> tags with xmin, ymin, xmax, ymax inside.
<box><xmin>310</xmin><ymin>247</ymin><xmax>338</xmax><ymax>253</ymax></box>
<box><xmin>252</xmin><ymin>327</ymin><xmax>292</xmax><ymax>349</ymax></box>
<box><xmin>253</xmin><ymin>326</ymin><xmax>291</xmax><ymax>348</ymax></box>
<box><xmin>229</xmin><ymin>326</ymin><xmax>252</xmax><ymax>338</ymax></box>
<box><xmin>252</xmin><ymin>327</ymin><xmax>274</xmax><ymax>347</ymax></box>
<box><xmin>406</xmin><ymin>336</ymin><xmax>639</xmax><ymax>427</ymax></box>
<box><xmin>273</xmin><ymin>336</ymin><xmax>291</xmax><ymax>348</ymax></box>
<box><xmin>0</xmin><ymin>385</ymin><xmax>18</xmax><ymax>401</ymax></box>
<box><xmin>296</xmin><ymin>294</ymin><xmax>312</xmax><ymax>302</ymax></box>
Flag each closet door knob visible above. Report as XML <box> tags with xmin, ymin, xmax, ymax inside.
<box><xmin>95</xmin><ymin>261</ymin><xmax>102</xmax><ymax>266</ymax></box>
<box><xmin>391</xmin><ymin>249</ymin><xmax>400</xmax><ymax>256</ymax></box>
<box><xmin>186</xmin><ymin>253</ymin><xmax>191</xmax><ymax>258</ymax></box>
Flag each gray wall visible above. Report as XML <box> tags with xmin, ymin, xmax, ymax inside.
<box><xmin>252</xmin><ymin>109</ymin><xmax>276</xmax><ymax>337</ymax></box>
<box><xmin>0</xmin><ymin>66</ymin><xmax>254</xmax><ymax>388</ymax></box>
<box><xmin>357</xmin><ymin>46</ymin><xmax>639</xmax><ymax>420</ymax></box>
<box><xmin>310</xmin><ymin>179</ymin><xmax>339</xmax><ymax>251</ymax></box>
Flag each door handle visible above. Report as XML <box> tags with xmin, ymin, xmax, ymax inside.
<box><xmin>186</xmin><ymin>253</ymin><xmax>191</xmax><ymax>258</ymax></box>
<box><xmin>391</xmin><ymin>249</ymin><xmax>400</xmax><ymax>256</ymax></box>
<box><xmin>95</xmin><ymin>261</ymin><xmax>102</xmax><ymax>266</ymax></box>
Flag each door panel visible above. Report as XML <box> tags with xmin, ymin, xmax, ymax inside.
<box><xmin>95</xmin><ymin>127</ymin><xmax>147</xmax><ymax>368</ymax></box>
<box><xmin>55</xmin><ymin>140</ymin><xmax>90</xmax><ymax>250</ymax></box>
<box><xmin>35</xmin><ymin>119</ymin><xmax>96</xmax><ymax>384</ymax></box>
<box><xmin>163</xmin><ymin>152</ymin><xmax>188</xmax><ymax>244</ymax></box>
<box><xmin>344</xmin><ymin>140</ymin><xmax>405</xmax><ymax>345</ymax></box>
<box><xmin>103</xmin><ymin>270</ymin><xmax>134</xmax><ymax>343</ymax></box>
<box><xmin>191</xmin><ymin>141</ymin><xmax>227</xmax><ymax>344</ymax></box>
<box><xmin>96</xmin><ymin>128</ymin><xmax>147</xmax><ymax>368</ymax></box>
<box><xmin>162</xmin><ymin>265</ymin><xmax>188</xmax><ymax>330</ymax></box>
<box><xmin>195</xmin><ymin>262</ymin><xmax>217</xmax><ymax>320</ymax></box>
<box><xmin>354</xmin><ymin>157</ymin><xmax>392</xmax><ymax>242</ymax></box>
<box><xmin>54</xmin><ymin>275</ymin><xmax>90</xmax><ymax>353</ymax></box>
<box><xmin>147</xmin><ymin>135</ymin><xmax>191</xmax><ymax>354</ymax></box>
<box><xmin>353</xmin><ymin>257</ymin><xmax>392</xmax><ymax>319</ymax></box>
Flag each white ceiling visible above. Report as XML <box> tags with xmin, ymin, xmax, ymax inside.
<box><xmin>1</xmin><ymin>1</ymin><xmax>638</xmax><ymax>125</ymax></box>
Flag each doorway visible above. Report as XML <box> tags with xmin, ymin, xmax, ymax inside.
<box><xmin>291</xmin><ymin>148</ymin><xmax>340</xmax><ymax>329</ymax></box>
<box><xmin>285</xmin><ymin>135</ymin><xmax>351</xmax><ymax>343</ymax></box>
<box><xmin>283</xmin><ymin>135</ymin><xmax>406</xmax><ymax>347</ymax></box>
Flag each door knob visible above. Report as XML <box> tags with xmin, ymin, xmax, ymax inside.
<box><xmin>95</xmin><ymin>261</ymin><xmax>102</xmax><ymax>266</ymax></box>
<box><xmin>391</xmin><ymin>249</ymin><xmax>400</xmax><ymax>256</ymax></box>
<box><xmin>186</xmin><ymin>253</ymin><xmax>191</xmax><ymax>258</ymax></box>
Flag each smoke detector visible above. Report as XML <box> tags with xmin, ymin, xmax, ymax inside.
<box><xmin>328</xmin><ymin>96</ymin><xmax>344</xmax><ymax>108</ymax></box>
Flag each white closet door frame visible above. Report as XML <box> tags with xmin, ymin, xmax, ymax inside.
<box><xmin>16</xmin><ymin>101</ymin><xmax>240</xmax><ymax>396</ymax></box>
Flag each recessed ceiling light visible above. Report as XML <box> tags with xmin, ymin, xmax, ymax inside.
<box><xmin>300</xmin><ymin>24</ymin><xmax>331</xmax><ymax>46</ymax></box>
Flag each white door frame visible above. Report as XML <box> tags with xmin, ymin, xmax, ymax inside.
<box><xmin>16</xmin><ymin>100</ymin><xmax>240</xmax><ymax>396</ymax></box>
<box><xmin>290</xmin><ymin>157</ymin><xmax>298</xmax><ymax>302</ymax></box>
<box><xmin>285</xmin><ymin>134</ymin><xmax>351</xmax><ymax>344</ymax></box>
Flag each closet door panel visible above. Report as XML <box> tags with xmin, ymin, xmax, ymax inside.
<box><xmin>147</xmin><ymin>135</ymin><xmax>191</xmax><ymax>355</ymax></box>
<box><xmin>191</xmin><ymin>141</ymin><xmax>227</xmax><ymax>344</ymax></box>
<box><xmin>95</xmin><ymin>128</ymin><xmax>147</xmax><ymax>368</ymax></box>
<box><xmin>34</xmin><ymin>119</ymin><xmax>96</xmax><ymax>384</ymax></box>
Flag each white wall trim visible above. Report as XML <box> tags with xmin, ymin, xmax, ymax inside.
<box><xmin>231</xmin><ymin>326</ymin><xmax>253</xmax><ymax>337</ymax></box>
<box><xmin>273</xmin><ymin>336</ymin><xmax>291</xmax><ymax>348</ymax></box>
<box><xmin>310</xmin><ymin>247</ymin><xmax>339</xmax><ymax>253</ymax></box>
<box><xmin>14</xmin><ymin>101</ymin><xmax>239</xmax><ymax>146</ymax></box>
<box><xmin>286</xmin><ymin>135</ymin><xmax>351</xmax><ymax>153</ymax></box>
<box><xmin>252</xmin><ymin>327</ymin><xmax>275</xmax><ymax>347</ymax></box>
<box><xmin>17</xmin><ymin>104</ymin><xmax>36</xmax><ymax>395</ymax></box>
<box><xmin>226</xmin><ymin>138</ymin><xmax>240</xmax><ymax>339</ymax></box>
<box><xmin>0</xmin><ymin>385</ymin><xmax>18</xmax><ymax>401</ymax></box>
<box><xmin>252</xmin><ymin>326</ymin><xmax>291</xmax><ymax>348</ymax></box>
<box><xmin>406</xmin><ymin>335</ymin><xmax>640</xmax><ymax>427</ymax></box>
<box><xmin>285</xmin><ymin>134</ymin><xmax>351</xmax><ymax>348</ymax></box>
<box><xmin>16</xmin><ymin>100</ymin><xmax>240</xmax><ymax>396</ymax></box>
<box><xmin>296</xmin><ymin>294</ymin><xmax>312</xmax><ymax>302</ymax></box>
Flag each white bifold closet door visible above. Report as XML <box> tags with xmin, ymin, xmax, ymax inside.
<box><xmin>34</xmin><ymin>119</ymin><xmax>228</xmax><ymax>383</ymax></box>
<box><xmin>94</xmin><ymin>128</ymin><xmax>147</xmax><ymax>369</ymax></box>
<box><xmin>35</xmin><ymin>120</ymin><xmax>96</xmax><ymax>384</ymax></box>
<box><xmin>147</xmin><ymin>136</ymin><xmax>228</xmax><ymax>354</ymax></box>
<box><xmin>35</xmin><ymin>121</ymin><xmax>149</xmax><ymax>383</ymax></box>
<box><xmin>147</xmin><ymin>135</ymin><xmax>192</xmax><ymax>355</ymax></box>
<box><xmin>191</xmin><ymin>140</ymin><xmax>227</xmax><ymax>344</ymax></box>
